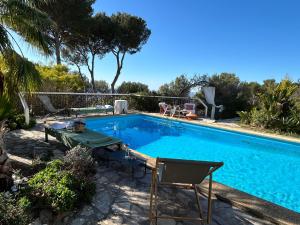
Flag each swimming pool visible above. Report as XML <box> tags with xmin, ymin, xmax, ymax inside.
<box><xmin>85</xmin><ymin>114</ymin><xmax>300</xmax><ymax>213</ymax></box>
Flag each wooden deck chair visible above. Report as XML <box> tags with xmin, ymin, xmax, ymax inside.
<box><xmin>149</xmin><ymin>158</ymin><xmax>223</xmax><ymax>224</ymax></box>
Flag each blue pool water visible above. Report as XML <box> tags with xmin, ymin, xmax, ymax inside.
<box><xmin>85</xmin><ymin>114</ymin><xmax>300</xmax><ymax>213</ymax></box>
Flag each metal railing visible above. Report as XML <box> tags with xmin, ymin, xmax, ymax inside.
<box><xmin>19</xmin><ymin>92</ymin><xmax>208</xmax><ymax>124</ymax></box>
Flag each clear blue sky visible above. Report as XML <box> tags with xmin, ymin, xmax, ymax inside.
<box><xmin>18</xmin><ymin>0</ymin><xmax>300</xmax><ymax>90</ymax></box>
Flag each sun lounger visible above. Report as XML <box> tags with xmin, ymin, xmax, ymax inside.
<box><xmin>45</xmin><ymin>124</ymin><xmax>121</xmax><ymax>149</ymax></box>
<box><xmin>71</xmin><ymin>105</ymin><xmax>114</xmax><ymax>117</ymax></box>
<box><xmin>149</xmin><ymin>158</ymin><xmax>223</xmax><ymax>224</ymax></box>
<box><xmin>38</xmin><ymin>95</ymin><xmax>70</xmax><ymax>117</ymax></box>
<box><xmin>45</xmin><ymin>123</ymin><xmax>150</xmax><ymax>178</ymax></box>
<box><xmin>39</xmin><ymin>95</ymin><xmax>114</xmax><ymax>118</ymax></box>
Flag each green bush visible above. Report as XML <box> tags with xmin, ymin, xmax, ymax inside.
<box><xmin>28</xmin><ymin>160</ymin><xmax>77</xmax><ymax>212</ymax></box>
<box><xmin>18</xmin><ymin>196</ymin><xmax>32</xmax><ymax>211</ymax></box>
<box><xmin>0</xmin><ymin>95</ymin><xmax>13</xmax><ymax>121</ymax></box>
<box><xmin>129</xmin><ymin>91</ymin><xmax>159</xmax><ymax>112</ymax></box>
<box><xmin>208</xmin><ymin>73</ymin><xmax>261</xmax><ymax>119</ymax></box>
<box><xmin>237</xmin><ymin>111</ymin><xmax>251</xmax><ymax>124</ymax></box>
<box><xmin>27</xmin><ymin>159</ymin><xmax>95</xmax><ymax>213</ymax></box>
<box><xmin>238</xmin><ymin>79</ymin><xmax>300</xmax><ymax>134</ymax></box>
<box><xmin>0</xmin><ymin>193</ymin><xmax>31</xmax><ymax>225</ymax></box>
<box><xmin>37</xmin><ymin>64</ymin><xmax>85</xmax><ymax>92</ymax></box>
<box><xmin>7</xmin><ymin>114</ymin><xmax>36</xmax><ymax>130</ymax></box>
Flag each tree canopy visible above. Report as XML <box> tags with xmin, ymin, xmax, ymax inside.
<box><xmin>94</xmin><ymin>80</ymin><xmax>110</xmax><ymax>93</ymax></box>
<box><xmin>36</xmin><ymin>64</ymin><xmax>85</xmax><ymax>92</ymax></box>
<box><xmin>36</xmin><ymin>0</ymin><xmax>95</xmax><ymax>64</ymax></box>
<box><xmin>63</xmin><ymin>12</ymin><xmax>151</xmax><ymax>93</ymax></box>
<box><xmin>109</xmin><ymin>13</ymin><xmax>151</xmax><ymax>93</ymax></box>
<box><xmin>158</xmin><ymin>74</ymin><xmax>207</xmax><ymax>97</ymax></box>
<box><xmin>117</xmin><ymin>81</ymin><xmax>149</xmax><ymax>94</ymax></box>
<box><xmin>63</xmin><ymin>13</ymin><xmax>113</xmax><ymax>92</ymax></box>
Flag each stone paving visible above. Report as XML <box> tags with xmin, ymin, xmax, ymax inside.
<box><xmin>4</xmin><ymin>125</ymin><xmax>275</xmax><ymax>225</ymax></box>
<box><xmin>4</xmin><ymin>123</ymin><xmax>66</xmax><ymax>162</ymax></box>
<box><xmin>65</xmin><ymin>162</ymin><xmax>275</xmax><ymax>225</ymax></box>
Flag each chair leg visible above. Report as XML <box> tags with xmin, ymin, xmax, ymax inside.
<box><xmin>154</xmin><ymin>175</ymin><xmax>158</xmax><ymax>225</ymax></box>
<box><xmin>207</xmin><ymin>174</ymin><xmax>213</xmax><ymax>224</ymax></box>
<box><xmin>45</xmin><ymin>132</ymin><xmax>48</xmax><ymax>142</ymax></box>
<box><xmin>194</xmin><ymin>184</ymin><xmax>204</xmax><ymax>224</ymax></box>
<box><xmin>149</xmin><ymin>170</ymin><xmax>155</xmax><ymax>224</ymax></box>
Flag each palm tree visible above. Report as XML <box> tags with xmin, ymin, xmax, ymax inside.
<box><xmin>0</xmin><ymin>0</ymin><xmax>52</xmax><ymax>97</ymax></box>
<box><xmin>0</xmin><ymin>0</ymin><xmax>52</xmax><ymax>190</ymax></box>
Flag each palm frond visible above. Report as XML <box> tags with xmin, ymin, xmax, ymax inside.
<box><xmin>0</xmin><ymin>94</ymin><xmax>13</xmax><ymax>120</ymax></box>
<box><xmin>0</xmin><ymin>25</ymin><xmax>11</xmax><ymax>54</ymax></box>
<box><xmin>2</xmin><ymin>50</ymin><xmax>41</xmax><ymax>95</ymax></box>
<box><xmin>1</xmin><ymin>0</ymin><xmax>52</xmax><ymax>54</ymax></box>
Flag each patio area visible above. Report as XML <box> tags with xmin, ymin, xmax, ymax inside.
<box><xmin>5</xmin><ymin>123</ymin><xmax>275</xmax><ymax>225</ymax></box>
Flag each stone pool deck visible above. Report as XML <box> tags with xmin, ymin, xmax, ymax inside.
<box><xmin>4</xmin><ymin>123</ymin><xmax>279</xmax><ymax>225</ymax></box>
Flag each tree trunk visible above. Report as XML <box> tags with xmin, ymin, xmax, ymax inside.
<box><xmin>91</xmin><ymin>76</ymin><xmax>95</xmax><ymax>92</ymax></box>
<box><xmin>111</xmin><ymin>67</ymin><xmax>121</xmax><ymax>93</ymax></box>
<box><xmin>89</xmin><ymin>54</ymin><xmax>95</xmax><ymax>92</ymax></box>
<box><xmin>54</xmin><ymin>35</ymin><xmax>61</xmax><ymax>65</ymax></box>
<box><xmin>0</xmin><ymin>121</ymin><xmax>12</xmax><ymax>191</ymax></box>
<box><xmin>75</xmin><ymin>64</ymin><xmax>84</xmax><ymax>82</ymax></box>
<box><xmin>111</xmin><ymin>52</ymin><xmax>126</xmax><ymax>93</ymax></box>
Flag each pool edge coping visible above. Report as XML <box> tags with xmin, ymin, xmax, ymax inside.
<box><xmin>142</xmin><ymin>112</ymin><xmax>300</xmax><ymax>145</ymax></box>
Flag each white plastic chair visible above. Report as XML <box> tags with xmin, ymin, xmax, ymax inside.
<box><xmin>184</xmin><ymin>103</ymin><xmax>196</xmax><ymax>114</ymax></box>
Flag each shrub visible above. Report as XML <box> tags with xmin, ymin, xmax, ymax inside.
<box><xmin>7</xmin><ymin>114</ymin><xmax>36</xmax><ymax>130</ymax></box>
<box><xmin>27</xmin><ymin>158</ymin><xmax>96</xmax><ymax>213</ymax></box>
<box><xmin>237</xmin><ymin>111</ymin><xmax>251</xmax><ymax>124</ymax></box>
<box><xmin>18</xmin><ymin>196</ymin><xmax>32</xmax><ymax>211</ymax></box>
<box><xmin>238</xmin><ymin>79</ymin><xmax>300</xmax><ymax>134</ymax></box>
<box><xmin>0</xmin><ymin>95</ymin><xmax>13</xmax><ymax>121</ymax></box>
<box><xmin>37</xmin><ymin>64</ymin><xmax>85</xmax><ymax>92</ymax></box>
<box><xmin>208</xmin><ymin>73</ymin><xmax>261</xmax><ymax>119</ymax></box>
<box><xmin>129</xmin><ymin>91</ymin><xmax>159</xmax><ymax>112</ymax></box>
<box><xmin>28</xmin><ymin>160</ymin><xmax>77</xmax><ymax>212</ymax></box>
<box><xmin>0</xmin><ymin>193</ymin><xmax>31</xmax><ymax>225</ymax></box>
<box><xmin>63</xmin><ymin>146</ymin><xmax>95</xmax><ymax>178</ymax></box>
